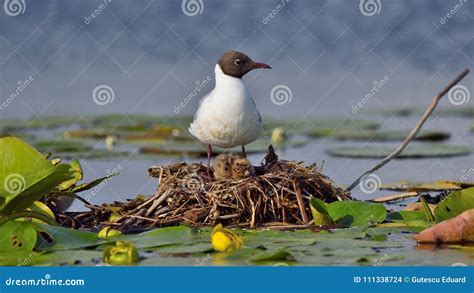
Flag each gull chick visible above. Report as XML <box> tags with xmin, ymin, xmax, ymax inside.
<box><xmin>213</xmin><ymin>153</ymin><xmax>240</xmax><ymax>179</ymax></box>
<box><xmin>189</xmin><ymin>50</ymin><xmax>271</xmax><ymax>176</ymax></box>
<box><xmin>231</xmin><ymin>158</ymin><xmax>256</xmax><ymax>180</ymax></box>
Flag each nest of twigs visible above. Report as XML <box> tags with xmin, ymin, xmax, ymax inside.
<box><xmin>56</xmin><ymin>146</ymin><xmax>351</xmax><ymax>230</ymax></box>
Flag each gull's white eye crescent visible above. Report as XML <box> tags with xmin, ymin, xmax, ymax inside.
<box><xmin>234</xmin><ymin>59</ymin><xmax>241</xmax><ymax>66</ymax></box>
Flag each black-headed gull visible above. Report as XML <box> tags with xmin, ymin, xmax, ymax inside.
<box><xmin>189</xmin><ymin>50</ymin><xmax>271</xmax><ymax>176</ymax></box>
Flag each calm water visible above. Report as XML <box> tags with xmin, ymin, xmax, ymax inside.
<box><xmin>0</xmin><ymin>0</ymin><xmax>472</xmax><ymax>208</ymax></box>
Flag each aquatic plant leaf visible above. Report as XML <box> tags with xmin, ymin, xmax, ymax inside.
<box><xmin>26</xmin><ymin>201</ymin><xmax>56</xmax><ymax>223</ymax></box>
<box><xmin>0</xmin><ymin>137</ymin><xmax>74</xmax><ymax>213</ymax></box>
<box><xmin>34</xmin><ymin>139</ymin><xmax>92</xmax><ymax>153</ymax></box>
<box><xmin>35</xmin><ymin>223</ymin><xmax>110</xmax><ymax>251</ymax></box>
<box><xmin>434</xmin><ymin>187</ymin><xmax>474</xmax><ymax>222</ymax></box>
<box><xmin>310</xmin><ymin>129</ymin><xmax>449</xmax><ymax>141</ymax></box>
<box><xmin>265</xmin><ymin>117</ymin><xmax>379</xmax><ymax>135</ymax></box>
<box><xmin>380</xmin><ymin>180</ymin><xmax>463</xmax><ymax>192</ymax></box>
<box><xmin>420</xmin><ymin>197</ymin><xmax>435</xmax><ymax>222</ymax></box>
<box><xmin>309</xmin><ymin>198</ymin><xmax>335</xmax><ymax>226</ymax></box>
<box><xmin>325</xmin><ymin>201</ymin><xmax>387</xmax><ymax>227</ymax></box>
<box><xmin>249</xmin><ymin>250</ymin><xmax>295</xmax><ymax>262</ymax></box>
<box><xmin>327</xmin><ymin>144</ymin><xmax>471</xmax><ymax>159</ymax></box>
<box><xmin>57</xmin><ymin>159</ymin><xmax>83</xmax><ymax>191</ymax></box>
<box><xmin>138</xmin><ymin>139</ymin><xmax>307</xmax><ymax>157</ymax></box>
<box><xmin>0</xmin><ymin>221</ymin><xmax>37</xmax><ymax>252</ymax></box>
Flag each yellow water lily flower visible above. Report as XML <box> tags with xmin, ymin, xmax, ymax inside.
<box><xmin>211</xmin><ymin>224</ymin><xmax>243</xmax><ymax>252</ymax></box>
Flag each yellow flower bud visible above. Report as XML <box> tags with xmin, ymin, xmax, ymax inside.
<box><xmin>211</xmin><ymin>224</ymin><xmax>243</xmax><ymax>252</ymax></box>
<box><xmin>98</xmin><ymin>226</ymin><xmax>122</xmax><ymax>238</ymax></box>
<box><xmin>103</xmin><ymin>241</ymin><xmax>139</xmax><ymax>265</ymax></box>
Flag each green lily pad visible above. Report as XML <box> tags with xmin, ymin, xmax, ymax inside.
<box><xmin>88</xmin><ymin>114</ymin><xmax>192</xmax><ymax>131</ymax></box>
<box><xmin>0</xmin><ymin>221</ymin><xmax>38</xmax><ymax>252</ymax></box>
<box><xmin>366</xmin><ymin>106</ymin><xmax>474</xmax><ymax>118</ymax></box>
<box><xmin>434</xmin><ymin>188</ymin><xmax>474</xmax><ymax>222</ymax></box>
<box><xmin>34</xmin><ymin>139</ymin><xmax>92</xmax><ymax>153</ymax></box>
<box><xmin>325</xmin><ymin>201</ymin><xmax>387</xmax><ymax>227</ymax></box>
<box><xmin>249</xmin><ymin>249</ymin><xmax>295</xmax><ymax>262</ymax></box>
<box><xmin>138</xmin><ymin>138</ymin><xmax>307</xmax><ymax>157</ymax></box>
<box><xmin>309</xmin><ymin>198</ymin><xmax>335</xmax><ymax>225</ymax></box>
<box><xmin>311</xmin><ymin>129</ymin><xmax>449</xmax><ymax>141</ymax></box>
<box><xmin>327</xmin><ymin>144</ymin><xmax>471</xmax><ymax>159</ymax></box>
<box><xmin>0</xmin><ymin>137</ymin><xmax>74</xmax><ymax>213</ymax></box>
<box><xmin>265</xmin><ymin>117</ymin><xmax>379</xmax><ymax>135</ymax></box>
<box><xmin>35</xmin><ymin>223</ymin><xmax>109</xmax><ymax>251</ymax></box>
<box><xmin>0</xmin><ymin>116</ymin><xmax>80</xmax><ymax>130</ymax></box>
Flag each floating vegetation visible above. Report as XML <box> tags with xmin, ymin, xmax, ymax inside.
<box><xmin>366</xmin><ymin>106</ymin><xmax>474</xmax><ymax>118</ymax></box>
<box><xmin>309</xmin><ymin>129</ymin><xmax>450</xmax><ymax>141</ymax></box>
<box><xmin>138</xmin><ymin>138</ymin><xmax>308</xmax><ymax>157</ymax></box>
<box><xmin>265</xmin><ymin>117</ymin><xmax>380</xmax><ymax>135</ymax></box>
<box><xmin>380</xmin><ymin>180</ymin><xmax>474</xmax><ymax>192</ymax></box>
<box><xmin>327</xmin><ymin>144</ymin><xmax>471</xmax><ymax>159</ymax></box>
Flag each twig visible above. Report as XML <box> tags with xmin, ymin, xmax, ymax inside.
<box><xmin>294</xmin><ymin>183</ymin><xmax>309</xmax><ymax>224</ymax></box>
<box><xmin>347</xmin><ymin>69</ymin><xmax>470</xmax><ymax>192</ymax></box>
<box><xmin>368</xmin><ymin>191</ymin><xmax>419</xmax><ymax>203</ymax></box>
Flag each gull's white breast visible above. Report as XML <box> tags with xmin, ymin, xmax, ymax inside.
<box><xmin>189</xmin><ymin>65</ymin><xmax>263</xmax><ymax>148</ymax></box>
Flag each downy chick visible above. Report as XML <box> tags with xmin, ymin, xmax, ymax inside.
<box><xmin>231</xmin><ymin>158</ymin><xmax>256</xmax><ymax>180</ymax></box>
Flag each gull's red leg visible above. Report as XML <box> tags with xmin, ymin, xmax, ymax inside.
<box><xmin>207</xmin><ymin>144</ymin><xmax>212</xmax><ymax>177</ymax></box>
<box><xmin>241</xmin><ymin>145</ymin><xmax>247</xmax><ymax>158</ymax></box>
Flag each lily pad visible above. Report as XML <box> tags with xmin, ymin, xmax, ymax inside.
<box><xmin>0</xmin><ymin>221</ymin><xmax>37</xmax><ymax>252</ymax></box>
<box><xmin>311</xmin><ymin>129</ymin><xmax>449</xmax><ymax>141</ymax></box>
<box><xmin>0</xmin><ymin>116</ymin><xmax>80</xmax><ymax>130</ymax></box>
<box><xmin>0</xmin><ymin>137</ymin><xmax>73</xmax><ymax>213</ymax></box>
<box><xmin>139</xmin><ymin>138</ymin><xmax>308</xmax><ymax>157</ymax></box>
<box><xmin>380</xmin><ymin>180</ymin><xmax>464</xmax><ymax>192</ymax></box>
<box><xmin>366</xmin><ymin>106</ymin><xmax>474</xmax><ymax>118</ymax></box>
<box><xmin>325</xmin><ymin>201</ymin><xmax>387</xmax><ymax>227</ymax></box>
<box><xmin>265</xmin><ymin>117</ymin><xmax>379</xmax><ymax>135</ymax></box>
<box><xmin>327</xmin><ymin>144</ymin><xmax>471</xmax><ymax>159</ymax></box>
<box><xmin>434</xmin><ymin>188</ymin><xmax>474</xmax><ymax>222</ymax></box>
<box><xmin>34</xmin><ymin>139</ymin><xmax>92</xmax><ymax>154</ymax></box>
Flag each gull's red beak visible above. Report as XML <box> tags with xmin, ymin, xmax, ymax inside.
<box><xmin>253</xmin><ymin>62</ymin><xmax>272</xmax><ymax>69</ymax></box>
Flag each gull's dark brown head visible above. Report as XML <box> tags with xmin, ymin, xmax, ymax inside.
<box><xmin>217</xmin><ymin>50</ymin><xmax>271</xmax><ymax>78</ymax></box>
